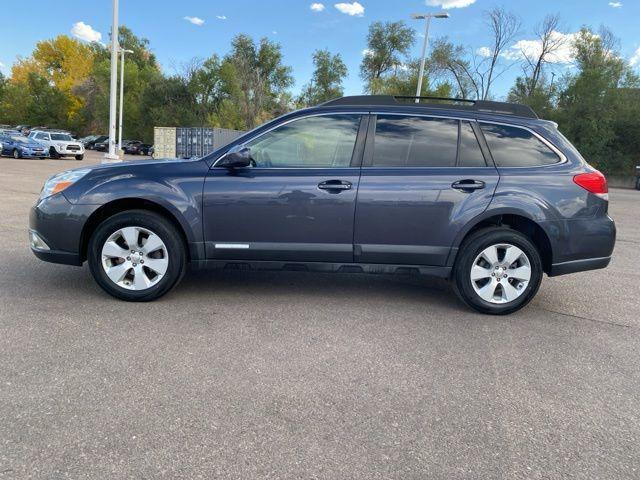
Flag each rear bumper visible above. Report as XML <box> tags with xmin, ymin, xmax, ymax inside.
<box><xmin>548</xmin><ymin>256</ymin><xmax>611</xmax><ymax>277</ymax></box>
<box><xmin>542</xmin><ymin>214</ymin><xmax>616</xmax><ymax>274</ymax></box>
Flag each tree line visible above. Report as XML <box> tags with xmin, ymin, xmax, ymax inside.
<box><xmin>0</xmin><ymin>8</ymin><xmax>638</xmax><ymax>175</ymax></box>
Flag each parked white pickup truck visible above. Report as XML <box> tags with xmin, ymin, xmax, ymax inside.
<box><xmin>29</xmin><ymin>130</ymin><xmax>84</xmax><ymax>160</ymax></box>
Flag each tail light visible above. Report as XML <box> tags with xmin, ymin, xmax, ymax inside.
<box><xmin>573</xmin><ymin>171</ymin><xmax>608</xmax><ymax>200</ymax></box>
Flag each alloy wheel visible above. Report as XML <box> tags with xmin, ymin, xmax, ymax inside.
<box><xmin>100</xmin><ymin>226</ymin><xmax>169</xmax><ymax>290</ymax></box>
<box><xmin>470</xmin><ymin>243</ymin><xmax>532</xmax><ymax>304</ymax></box>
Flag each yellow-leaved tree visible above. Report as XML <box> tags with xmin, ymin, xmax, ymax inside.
<box><xmin>11</xmin><ymin>35</ymin><xmax>95</xmax><ymax>129</ymax></box>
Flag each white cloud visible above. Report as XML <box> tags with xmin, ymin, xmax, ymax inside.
<box><xmin>608</xmin><ymin>2</ymin><xmax>623</xmax><ymax>7</ymax></box>
<box><xmin>334</xmin><ymin>2</ymin><xmax>364</xmax><ymax>16</ymax></box>
<box><xmin>216</xmin><ymin>15</ymin><xmax>227</xmax><ymax>20</ymax></box>
<box><xmin>502</xmin><ymin>31</ymin><xmax>582</xmax><ymax>64</ymax></box>
<box><xmin>272</xmin><ymin>30</ymin><xmax>278</xmax><ymax>35</ymax></box>
<box><xmin>184</xmin><ymin>16</ymin><xmax>205</xmax><ymax>26</ymax></box>
<box><xmin>71</xmin><ymin>22</ymin><xmax>102</xmax><ymax>43</ymax></box>
<box><xmin>630</xmin><ymin>46</ymin><xmax>640</xmax><ymax>66</ymax></box>
<box><xmin>476</xmin><ymin>46</ymin><xmax>492</xmax><ymax>57</ymax></box>
<box><xmin>310</xmin><ymin>3</ymin><xmax>325</xmax><ymax>12</ymax></box>
<box><xmin>362</xmin><ymin>48</ymin><xmax>373</xmax><ymax>57</ymax></box>
<box><xmin>0</xmin><ymin>61</ymin><xmax>4</xmax><ymax>68</ymax></box>
<box><xmin>426</xmin><ymin>0</ymin><xmax>476</xmax><ymax>9</ymax></box>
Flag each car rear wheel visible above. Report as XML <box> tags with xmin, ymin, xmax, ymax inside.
<box><xmin>75</xmin><ymin>154</ymin><xmax>84</xmax><ymax>161</ymax></box>
<box><xmin>13</xmin><ymin>149</ymin><xmax>21</xmax><ymax>159</ymax></box>
<box><xmin>88</xmin><ymin>210</ymin><xmax>187</xmax><ymax>301</ymax></box>
<box><xmin>453</xmin><ymin>227</ymin><xmax>543</xmax><ymax>315</ymax></box>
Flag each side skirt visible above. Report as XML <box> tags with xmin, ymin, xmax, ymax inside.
<box><xmin>190</xmin><ymin>259</ymin><xmax>452</xmax><ymax>279</ymax></box>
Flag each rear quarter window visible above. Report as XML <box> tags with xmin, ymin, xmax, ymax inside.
<box><xmin>480</xmin><ymin>123</ymin><xmax>561</xmax><ymax>167</ymax></box>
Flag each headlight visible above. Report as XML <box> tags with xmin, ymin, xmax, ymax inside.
<box><xmin>40</xmin><ymin>169</ymin><xmax>91</xmax><ymax>200</ymax></box>
<box><xmin>57</xmin><ymin>143</ymin><xmax>65</xmax><ymax>149</ymax></box>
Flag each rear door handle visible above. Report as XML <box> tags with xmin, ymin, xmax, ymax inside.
<box><xmin>318</xmin><ymin>180</ymin><xmax>352</xmax><ymax>192</ymax></box>
<box><xmin>452</xmin><ymin>179</ymin><xmax>485</xmax><ymax>192</ymax></box>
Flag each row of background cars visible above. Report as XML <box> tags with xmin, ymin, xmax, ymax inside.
<box><xmin>0</xmin><ymin>125</ymin><xmax>153</xmax><ymax>160</ymax></box>
<box><xmin>0</xmin><ymin>125</ymin><xmax>84</xmax><ymax>160</ymax></box>
<box><xmin>84</xmin><ymin>136</ymin><xmax>153</xmax><ymax>156</ymax></box>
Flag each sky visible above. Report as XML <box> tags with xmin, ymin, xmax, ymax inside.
<box><xmin>1</xmin><ymin>0</ymin><xmax>639</xmax><ymax>99</ymax></box>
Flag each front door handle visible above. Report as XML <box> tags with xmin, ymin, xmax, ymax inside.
<box><xmin>318</xmin><ymin>180</ymin><xmax>352</xmax><ymax>192</ymax></box>
<box><xmin>452</xmin><ymin>179</ymin><xmax>485</xmax><ymax>192</ymax></box>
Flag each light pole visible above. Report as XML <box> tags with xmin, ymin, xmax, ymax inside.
<box><xmin>104</xmin><ymin>0</ymin><xmax>120</xmax><ymax>162</ymax></box>
<box><xmin>412</xmin><ymin>12</ymin><xmax>449</xmax><ymax>102</ymax></box>
<box><xmin>118</xmin><ymin>47</ymin><xmax>134</xmax><ymax>152</ymax></box>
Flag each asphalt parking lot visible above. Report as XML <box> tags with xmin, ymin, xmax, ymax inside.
<box><xmin>1</xmin><ymin>151</ymin><xmax>639</xmax><ymax>479</ymax></box>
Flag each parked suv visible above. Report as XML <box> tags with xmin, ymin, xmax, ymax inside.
<box><xmin>30</xmin><ymin>130</ymin><xmax>84</xmax><ymax>160</ymax></box>
<box><xmin>29</xmin><ymin>96</ymin><xmax>615</xmax><ymax>314</ymax></box>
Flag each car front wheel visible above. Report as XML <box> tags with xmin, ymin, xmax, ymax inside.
<box><xmin>88</xmin><ymin>210</ymin><xmax>187</xmax><ymax>301</ymax></box>
<box><xmin>453</xmin><ymin>227</ymin><xmax>543</xmax><ymax>315</ymax></box>
<box><xmin>75</xmin><ymin>154</ymin><xmax>84</xmax><ymax>160</ymax></box>
<box><xmin>13</xmin><ymin>149</ymin><xmax>21</xmax><ymax>159</ymax></box>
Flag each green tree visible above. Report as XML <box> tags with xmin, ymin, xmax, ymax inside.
<box><xmin>140</xmin><ymin>75</ymin><xmax>198</xmax><ymax>134</ymax></box>
<box><xmin>556</xmin><ymin>27</ymin><xmax>636</xmax><ymax>173</ymax></box>
<box><xmin>429</xmin><ymin>38</ymin><xmax>474</xmax><ymax>99</ymax></box>
<box><xmin>217</xmin><ymin>34</ymin><xmax>294</xmax><ymax>129</ymax></box>
<box><xmin>369</xmin><ymin>59</ymin><xmax>453</xmax><ymax>98</ymax></box>
<box><xmin>76</xmin><ymin>26</ymin><xmax>163</xmax><ymax>141</ymax></box>
<box><xmin>184</xmin><ymin>55</ymin><xmax>225</xmax><ymax>126</ymax></box>
<box><xmin>507</xmin><ymin>75</ymin><xmax>557</xmax><ymax>119</ymax></box>
<box><xmin>0</xmin><ymin>72</ymin><xmax>6</xmax><ymax>108</ymax></box>
<box><xmin>298</xmin><ymin>49</ymin><xmax>348</xmax><ymax>106</ymax></box>
<box><xmin>360</xmin><ymin>21</ymin><xmax>415</xmax><ymax>93</ymax></box>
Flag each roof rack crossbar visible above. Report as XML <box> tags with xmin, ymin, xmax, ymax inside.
<box><xmin>320</xmin><ymin>95</ymin><xmax>538</xmax><ymax>119</ymax></box>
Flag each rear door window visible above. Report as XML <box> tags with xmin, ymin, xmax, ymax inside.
<box><xmin>371</xmin><ymin>115</ymin><xmax>458</xmax><ymax>167</ymax></box>
<box><xmin>480</xmin><ymin>123</ymin><xmax>561</xmax><ymax>167</ymax></box>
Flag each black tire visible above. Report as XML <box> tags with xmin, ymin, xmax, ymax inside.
<box><xmin>452</xmin><ymin>227</ymin><xmax>543</xmax><ymax>315</ymax></box>
<box><xmin>39</xmin><ymin>157</ymin><xmax>46</xmax><ymax>160</ymax></box>
<box><xmin>49</xmin><ymin>147</ymin><xmax>59</xmax><ymax>159</ymax></box>
<box><xmin>88</xmin><ymin>210</ymin><xmax>187</xmax><ymax>301</ymax></box>
<box><xmin>636</xmin><ymin>177</ymin><xmax>640</xmax><ymax>191</ymax></box>
<box><xmin>13</xmin><ymin>149</ymin><xmax>21</xmax><ymax>159</ymax></box>
<box><xmin>75</xmin><ymin>154</ymin><xmax>84</xmax><ymax>161</ymax></box>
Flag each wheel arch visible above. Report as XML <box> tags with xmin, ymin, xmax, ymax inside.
<box><xmin>450</xmin><ymin>209</ymin><xmax>554</xmax><ymax>274</ymax></box>
<box><xmin>79</xmin><ymin>198</ymin><xmax>193</xmax><ymax>263</ymax></box>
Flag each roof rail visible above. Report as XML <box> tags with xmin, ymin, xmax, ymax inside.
<box><xmin>320</xmin><ymin>95</ymin><xmax>538</xmax><ymax>119</ymax></box>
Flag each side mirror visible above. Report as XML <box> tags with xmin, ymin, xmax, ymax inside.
<box><xmin>218</xmin><ymin>145</ymin><xmax>252</xmax><ymax>168</ymax></box>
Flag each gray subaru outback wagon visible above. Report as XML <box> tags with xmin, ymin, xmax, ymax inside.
<box><xmin>29</xmin><ymin>96</ymin><xmax>615</xmax><ymax>314</ymax></box>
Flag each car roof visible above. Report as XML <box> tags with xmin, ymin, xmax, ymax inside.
<box><xmin>314</xmin><ymin>95</ymin><xmax>542</xmax><ymax>125</ymax></box>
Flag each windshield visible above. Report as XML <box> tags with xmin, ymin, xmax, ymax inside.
<box><xmin>51</xmin><ymin>133</ymin><xmax>73</xmax><ymax>141</ymax></box>
<box><xmin>11</xmin><ymin>136</ymin><xmax>30</xmax><ymax>143</ymax></box>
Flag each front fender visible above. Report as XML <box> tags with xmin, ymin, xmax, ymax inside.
<box><xmin>63</xmin><ymin>160</ymin><xmax>209</xmax><ymax>247</ymax></box>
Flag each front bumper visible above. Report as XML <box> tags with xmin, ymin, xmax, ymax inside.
<box><xmin>54</xmin><ymin>145</ymin><xmax>84</xmax><ymax>156</ymax></box>
<box><xmin>29</xmin><ymin>235</ymin><xmax>83</xmax><ymax>265</ymax></box>
<box><xmin>21</xmin><ymin>149</ymin><xmax>48</xmax><ymax>158</ymax></box>
<box><xmin>29</xmin><ymin>193</ymin><xmax>99</xmax><ymax>266</ymax></box>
